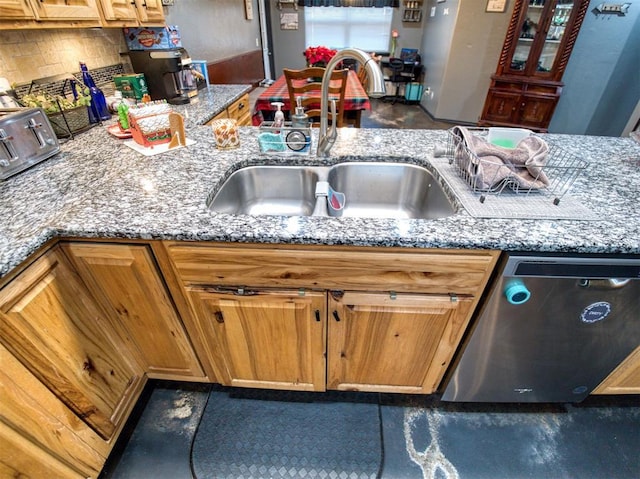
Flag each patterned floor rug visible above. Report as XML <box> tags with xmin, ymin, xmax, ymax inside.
<box><xmin>192</xmin><ymin>389</ymin><xmax>383</xmax><ymax>479</ymax></box>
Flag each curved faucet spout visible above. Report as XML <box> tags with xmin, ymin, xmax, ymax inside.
<box><xmin>317</xmin><ymin>48</ymin><xmax>386</xmax><ymax>157</ymax></box>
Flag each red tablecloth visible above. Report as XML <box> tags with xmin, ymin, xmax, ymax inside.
<box><xmin>252</xmin><ymin>70</ymin><xmax>370</xmax><ymax>125</ymax></box>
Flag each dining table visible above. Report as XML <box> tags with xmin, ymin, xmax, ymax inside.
<box><xmin>252</xmin><ymin>69</ymin><xmax>371</xmax><ymax>127</ymax></box>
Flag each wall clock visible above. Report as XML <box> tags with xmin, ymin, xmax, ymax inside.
<box><xmin>245</xmin><ymin>0</ymin><xmax>254</xmax><ymax>20</ymax></box>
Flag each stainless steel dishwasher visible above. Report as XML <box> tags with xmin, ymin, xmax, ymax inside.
<box><xmin>442</xmin><ymin>254</ymin><xmax>640</xmax><ymax>403</ymax></box>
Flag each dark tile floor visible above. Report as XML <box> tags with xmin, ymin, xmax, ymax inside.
<box><xmin>101</xmin><ymin>382</ymin><xmax>640</xmax><ymax>479</ymax></box>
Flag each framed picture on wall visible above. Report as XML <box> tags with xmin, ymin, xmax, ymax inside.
<box><xmin>280</xmin><ymin>13</ymin><xmax>299</xmax><ymax>30</ymax></box>
<box><xmin>486</xmin><ymin>0</ymin><xmax>507</xmax><ymax>12</ymax></box>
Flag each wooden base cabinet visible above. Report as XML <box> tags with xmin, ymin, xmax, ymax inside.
<box><xmin>0</xmin><ymin>343</ymin><xmax>108</xmax><ymax>478</ymax></box>
<box><xmin>327</xmin><ymin>291</ymin><xmax>474</xmax><ymax>394</ymax></box>
<box><xmin>0</xmin><ymin>245</ymin><xmax>143</xmax><ymax>441</ymax></box>
<box><xmin>61</xmin><ymin>242</ymin><xmax>205</xmax><ymax>381</ymax></box>
<box><xmin>593</xmin><ymin>345</ymin><xmax>640</xmax><ymax>395</ymax></box>
<box><xmin>184</xmin><ymin>287</ymin><xmax>326</xmax><ymax>391</ymax></box>
<box><xmin>206</xmin><ymin>93</ymin><xmax>252</xmax><ymax>126</ymax></box>
<box><xmin>165</xmin><ymin>242</ymin><xmax>499</xmax><ymax>395</ymax></box>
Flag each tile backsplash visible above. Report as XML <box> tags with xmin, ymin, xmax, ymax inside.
<box><xmin>0</xmin><ymin>28</ymin><xmax>129</xmax><ymax>87</ymax></box>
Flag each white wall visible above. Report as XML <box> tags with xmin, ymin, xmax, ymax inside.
<box><xmin>165</xmin><ymin>0</ymin><xmax>261</xmax><ymax>62</ymax></box>
<box><xmin>549</xmin><ymin>1</ymin><xmax>640</xmax><ymax>136</ymax></box>
<box><xmin>420</xmin><ymin>0</ymin><xmax>514</xmax><ymax>123</ymax></box>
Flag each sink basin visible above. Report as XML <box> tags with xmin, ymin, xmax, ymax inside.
<box><xmin>208</xmin><ymin>162</ymin><xmax>456</xmax><ymax>219</ymax></box>
<box><xmin>207</xmin><ymin>166</ymin><xmax>319</xmax><ymax>216</ymax></box>
<box><xmin>327</xmin><ymin>162</ymin><xmax>456</xmax><ymax>219</ymax></box>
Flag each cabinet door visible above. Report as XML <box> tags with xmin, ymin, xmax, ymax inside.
<box><xmin>227</xmin><ymin>93</ymin><xmax>251</xmax><ymax>126</ymax></box>
<box><xmin>0</xmin><ymin>343</ymin><xmax>107</xmax><ymax>477</ymax></box>
<box><xmin>185</xmin><ymin>287</ymin><xmax>326</xmax><ymax>391</ymax></box>
<box><xmin>327</xmin><ymin>291</ymin><xmax>474</xmax><ymax>394</ymax></box>
<box><xmin>97</xmin><ymin>0</ymin><xmax>138</xmax><ymax>25</ymax></box>
<box><xmin>0</xmin><ymin>0</ymin><xmax>34</xmax><ymax>19</ymax></box>
<box><xmin>501</xmin><ymin>0</ymin><xmax>589</xmax><ymax>80</ymax></box>
<box><xmin>28</xmin><ymin>0</ymin><xmax>100</xmax><ymax>21</ymax></box>
<box><xmin>518</xmin><ymin>94</ymin><xmax>557</xmax><ymax>129</ymax></box>
<box><xmin>593</xmin><ymin>345</ymin><xmax>640</xmax><ymax>395</ymax></box>
<box><xmin>481</xmin><ymin>90</ymin><xmax>521</xmax><ymax>125</ymax></box>
<box><xmin>0</xmin><ymin>421</ymin><xmax>85</xmax><ymax>479</ymax></box>
<box><xmin>62</xmin><ymin>242</ymin><xmax>204</xmax><ymax>380</ymax></box>
<box><xmin>132</xmin><ymin>0</ymin><xmax>164</xmax><ymax>25</ymax></box>
<box><xmin>0</xmin><ymin>247</ymin><xmax>142</xmax><ymax>440</ymax></box>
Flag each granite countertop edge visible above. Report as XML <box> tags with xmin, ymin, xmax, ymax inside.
<box><xmin>1</xmin><ymin>85</ymin><xmax>639</xmax><ymax>279</ymax></box>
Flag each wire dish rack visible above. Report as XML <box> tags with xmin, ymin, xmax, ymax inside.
<box><xmin>443</xmin><ymin>127</ymin><xmax>588</xmax><ymax>205</ymax></box>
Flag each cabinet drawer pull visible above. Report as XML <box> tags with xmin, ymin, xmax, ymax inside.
<box><xmin>315</xmin><ymin>309</ymin><xmax>321</xmax><ymax>322</ymax></box>
<box><xmin>214</xmin><ymin>311</ymin><xmax>224</xmax><ymax>323</ymax></box>
<box><xmin>332</xmin><ymin>310</ymin><xmax>341</xmax><ymax>322</ymax></box>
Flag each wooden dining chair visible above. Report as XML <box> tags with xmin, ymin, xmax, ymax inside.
<box><xmin>283</xmin><ymin>67</ymin><xmax>348</xmax><ymax>127</ymax></box>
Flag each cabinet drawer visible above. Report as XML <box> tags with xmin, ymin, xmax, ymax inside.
<box><xmin>227</xmin><ymin>93</ymin><xmax>251</xmax><ymax>125</ymax></box>
<box><xmin>165</xmin><ymin>242</ymin><xmax>499</xmax><ymax>295</ymax></box>
<box><xmin>492</xmin><ymin>81</ymin><xmax>525</xmax><ymax>92</ymax></box>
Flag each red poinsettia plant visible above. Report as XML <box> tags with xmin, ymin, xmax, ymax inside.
<box><xmin>303</xmin><ymin>46</ymin><xmax>338</xmax><ymax>66</ymax></box>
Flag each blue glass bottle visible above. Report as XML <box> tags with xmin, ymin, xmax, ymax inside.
<box><xmin>79</xmin><ymin>62</ymin><xmax>111</xmax><ymax>122</ymax></box>
<box><xmin>70</xmin><ymin>78</ymin><xmax>98</xmax><ymax>124</ymax></box>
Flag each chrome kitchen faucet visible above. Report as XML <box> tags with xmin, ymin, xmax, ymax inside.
<box><xmin>317</xmin><ymin>48</ymin><xmax>386</xmax><ymax>157</ymax></box>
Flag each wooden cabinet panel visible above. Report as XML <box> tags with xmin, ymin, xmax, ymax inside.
<box><xmin>184</xmin><ymin>288</ymin><xmax>326</xmax><ymax>391</ymax></box>
<box><xmin>0</xmin><ymin>0</ymin><xmax>34</xmax><ymax>19</ymax></box>
<box><xmin>327</xmin><ymin>291</ymin><xmax>474</xmax><ymax>394</ymax></box>
<box><xmin>0</xmin><ymin>344</ymin><xmax>107</xmax><ymax>477</ymax></box>
<box><xmin>227</xmin><ymin>93</ymin><xmax>251</xmax><ymax>126</ymax></box>
<box><xmin>61</xmin><ymin>242</ymin><xmax>204</xmax><ymax>380</ymax></box>
<box><xmin>132</xmin><ymin>0</ymin><xmax>164</xmax><ymax>25</ymax></box>
<box><xmin>0</xmin><ymin>421</ymin><xmax>86</xmax><ymax>479</ymax></box>
<box><xmin>206</xmin><ymin>93</ymin><xmax>252</xmax><ymax>127</ymax></box>
<box><xmin>97</xmin><ymin>0</ymin><xmax>138</xmax><ymax>26</ymax></box>
<box><xmin>519</xmin><ymin>94</ymin><xmax>557</xmax><ymax>129</ymax></box>
<box><xmin>593</xmin><ymin>345</ymin><xmax>640</xmax><ymax>395</ymax></box>
<box><xmin>0</xmin><ymin>246</ymin><xmax>142</xmax><ymax>440</ymax></box>
<box><xmin>482</xmin><ymin>90</ymin><xmax>521</xmax><ymax>124</ymax></box>
<box><xmin>29</xmin><ymin>0</ymin><xmax>100</xmax><ymax>21</ymax></box>
<box><xmin>166</xmin><ymin>243</ymin><xmax>498</xmax><ymax>296</ymax></box>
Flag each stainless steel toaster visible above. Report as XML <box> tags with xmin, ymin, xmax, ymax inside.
<box><xmin>0</xmin><ymin>107</ymin><xmax>60</xmax><ymax>180</ymax></box>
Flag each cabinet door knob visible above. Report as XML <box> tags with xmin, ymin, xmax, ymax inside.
<box><xmin>214</xmin><ymin>311</ymin><xmax>224</xmax><ymax>323</ymax></box>
<box><xmin>315</xmin><ymin>309</ymin><xmax>321</xmax><ymax>322</ymax></box>
<box><xmin>332</xmin><ymin>310</ymin><xmax>341</xmax><ymax>322</ymax></box>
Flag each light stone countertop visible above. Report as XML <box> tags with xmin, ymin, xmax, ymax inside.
<box><xmin>1</xmin><ymin>85</ymin><xmax>639</xmax><ymax>279</ymax></box>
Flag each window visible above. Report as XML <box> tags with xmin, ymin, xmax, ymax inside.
<box><xmin>304</xmin><ymin>7</ymin><xmax>393</xmax><ymax>53</ymax></box>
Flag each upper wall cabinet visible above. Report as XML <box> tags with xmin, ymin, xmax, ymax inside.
<box><xmin>131</xmin><ymin>0</ymin><xmax>164</xmax><ymax>25</ymax></box>
<box><xmin>0</xmin><ymin>0</ymin><xmax>106</xmax><ymax>28</ymax></box>
<box><xmin>0</xmin><ymin>0</ymin><xmax>164</xmax><ymax>28</ymax></box>
<box><xmin>98</xmin><ymin>0</ymin><xmax>165</xmax><ymax>27</ymax></box>
<box><xmin>479</xmin><ymin>0</ymin><xmax>590</xmax><ymax>131</ymax></box>
<box><xmin>29</xmin><ymin>0</ymin><xmax>101</xmax><ymax>21</ymax></box>
<box><xmin>0</xmin><ymin>0</ymin><xmax>35</xmax><ymax>19</ymax></box>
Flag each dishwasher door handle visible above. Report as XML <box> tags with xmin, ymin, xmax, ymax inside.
<box><xmin>578</xmin><ymin>278</ymin><xmax>633</xmax><ymax>289</ymax></box>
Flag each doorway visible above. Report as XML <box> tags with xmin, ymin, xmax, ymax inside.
<box><xmin>258</xmin><ymin>0</ymin><xmax>275</xmax><ymax>82</ymax></box>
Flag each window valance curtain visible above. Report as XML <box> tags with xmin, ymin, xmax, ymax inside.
<box><xmin>297</xmin><ymin>0</ymin><xmax>399</xmax><ymax>7</ymax></box>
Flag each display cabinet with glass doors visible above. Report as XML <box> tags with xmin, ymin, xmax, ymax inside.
<box><xmin>479</xmin><ymin>0</ymin><xmax>590</xmax><ymax>131</ymax></box>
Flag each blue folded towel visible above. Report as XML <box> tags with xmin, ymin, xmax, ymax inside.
<box><xmin>258</xmin><ymin>132</ymin><xmax>286</xmax><ymax>152</ymax></box>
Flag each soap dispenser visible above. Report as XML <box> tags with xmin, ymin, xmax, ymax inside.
<box><xmin>271</xmin><ymin>102</ymin><xmax>285</xmax><ymax>128</ymax></box>
<box><xmin>291</xmin><ymin>97</ymin><xmax>309</xmax><ymax>128</ymax></box>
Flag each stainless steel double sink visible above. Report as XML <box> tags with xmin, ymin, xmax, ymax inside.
<box><xmin>208</xmin><ymin>162</ymin><xmax>457</xmax><ymax>219</ymax></box>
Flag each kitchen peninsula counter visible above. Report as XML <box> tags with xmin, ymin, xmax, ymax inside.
<box><xmin>1</xmin><ymin>87</ymin><xmax>639</xmax><ymax>278</ymax></box>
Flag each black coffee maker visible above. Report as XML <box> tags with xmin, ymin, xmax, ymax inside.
<box><xmin>128</xmin><ymin>48</ymin><xmax>198</xmax><ymax>105</ymax></box>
